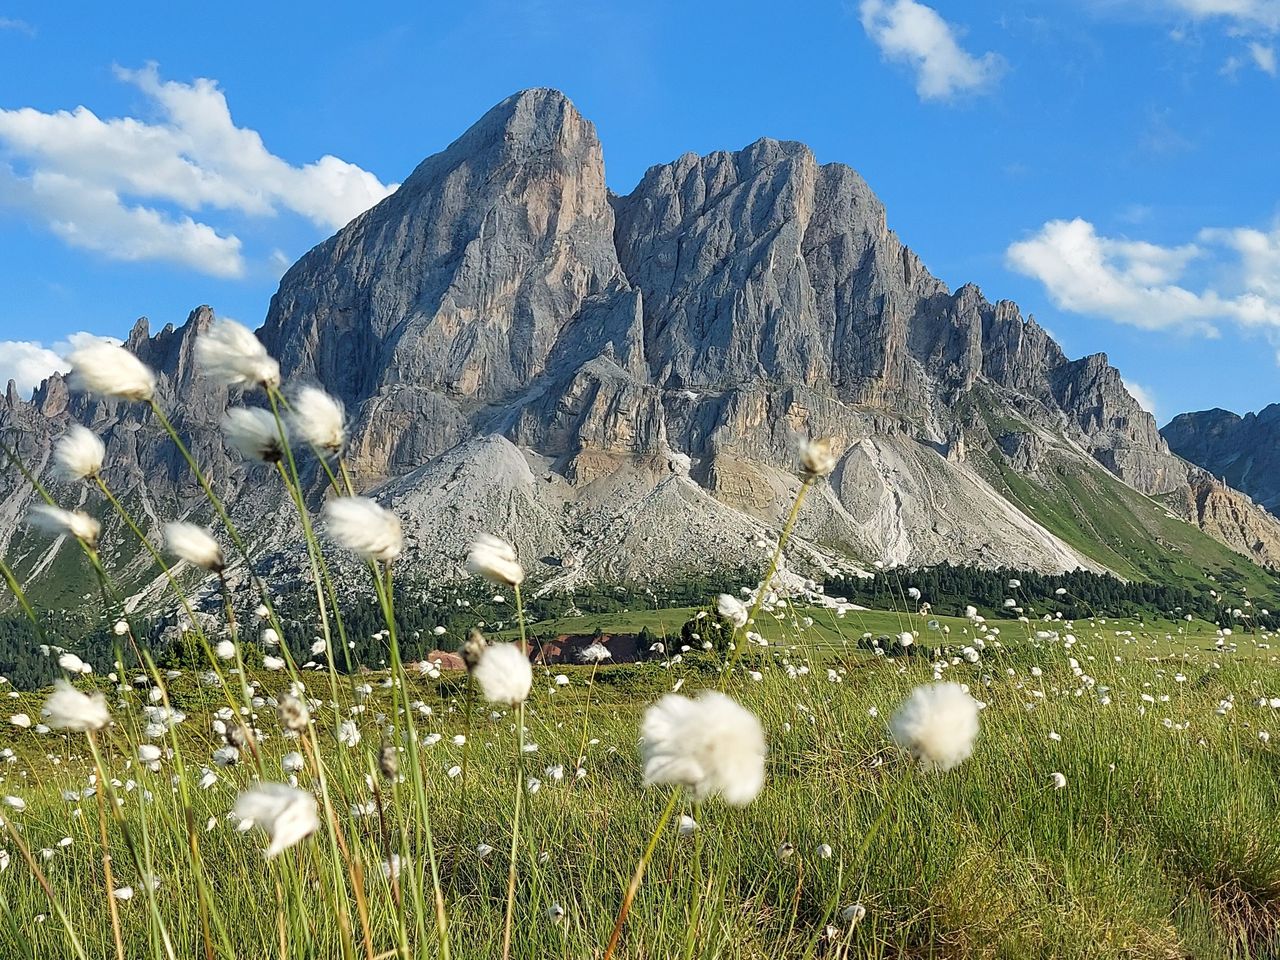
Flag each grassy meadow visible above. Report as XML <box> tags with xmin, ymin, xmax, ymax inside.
<box><xmin>1</xmin><ymin>604</ymin><xmax>1278</xmax><ymax>959</ymax></box>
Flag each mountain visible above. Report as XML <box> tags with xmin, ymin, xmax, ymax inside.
<box><xmin>1163</xmin><ymin>405</ymin><xmax>1280</xmax><ymax>514</ymax></box>
<box><xmin>4</xmin><ymin>88</ymin><xmax>1280</xmax><ymax>606</ymax></box>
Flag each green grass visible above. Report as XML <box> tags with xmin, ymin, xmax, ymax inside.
<box><xmin>987</xmin><ymin>447</ymin><xmax>1280</xmax><ymax>598</ymax></box>
<box><xmin>1</xmin><ymin>606</ymin><xmax>1278</xmax><ymax>959</ymax></box>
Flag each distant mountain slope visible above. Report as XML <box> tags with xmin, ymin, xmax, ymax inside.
<box><xmin>4</xmin><ymin>88</ymin><xmax>1280</xmax><ymax>606</ymax></box>
<box><xmin>1163</xmin><ymin>405</ymin><xmax>1280</xmax><ymax>514</ymax></box>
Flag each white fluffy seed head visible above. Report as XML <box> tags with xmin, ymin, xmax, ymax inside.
<box><xmin>52</xmin><ymin>425</ymin><xmax>105</xmax><ymax>480</ymax></box>
<box><xmin>42</xmin><ymin>680</ymin><xmax>110</xmax><ymax>732</ymax></box>
<box><xmin>27</xmin><ymin>504</ymin><xmax>100</xmax><ymax>546</ymax></box>
<box><xmin>579</xmin><ymin>642</ymin><xmax>613</xmax><ymax>663</ymax></box>
<box><xmin>798</xmin><ymin>436</ymin><xmax>838</xmax><ymax>479</ymax></box>
<box><xmin>287</xmin><ymin>386</ymin><xmax>346</xmax><ymax>454</ymax></box>
<box><xmin>67</xmin><ymin>341</ymin><xmax>156</xmax><ymax>402</ymax></box>
<box><xmin>472</xmin><ymin>643</ymin><xmax>532</xmax><ymax>706</ymax></box>
<box><xmin>233</xmin><ymin>782</ymin><xmax>318</xmax><ymax>858</ymax></box>
<box><xmin>222</xmin><ymin>408</ymin><xmax>284</xmax><ymax>463</ymax></box>
<box><xmin>466</xmin><ymin>533</ymin><xmax>524</xmax><ymax>586</ymax></box>
<box><xmin>640</xmin><ymin>691</ymin><xmax>767</xmax><ymax>805</ymax></box>
<box><xmin>716</xmin><ymin>593</ymin><xmax>749</xmax><ymax>629</ymax></box>
<box><xmin>322</xmin><ymin>497</ymin><xmax>402</xmax><ymax>564</ymax></box>
<box><xmin>889</xmin><ymin>682</ymin><xmax>979</xmax><ymax>772</ymax></box>
<box><xmin>196</xmin><ymin>319</ymin><xmax>280</xmax><ymax>390</ymax></box>
<box><xmin>163</xmin><ymin>522</ymin><xmax>225</xmax><ymax>572</ymax></box>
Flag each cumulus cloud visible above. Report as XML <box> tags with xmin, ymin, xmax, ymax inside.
<box><xmin>1006</xmin><ymin>218</ymin><xmax>1280</xmax><ymax>336</ymax></box>
<box><xmin>0</xmin><ymin>332</ymin><xmax>118</xmax><ymax>397</ymax></box>
<box><xmin>0</xmin><ymin>64</ymin><xmax>396</xmax><ymax>278</ymax></box>
<box><xmin>859</xmin><ymin>0</ymin><xmax>1003</xmax><ymax>100</ymax></box>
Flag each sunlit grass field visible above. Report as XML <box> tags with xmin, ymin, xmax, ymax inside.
<box><xmin>2</xmin><ymin>606</ymin><xmax>1278</xmax><ymax>960</ymax></box>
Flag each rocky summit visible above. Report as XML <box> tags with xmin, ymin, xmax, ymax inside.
<box><xmin>1163</xmin><ymin>404</ymin><xmax>1280</xmax><ymax>515</ymax></box>
<box><xmin>5</xmin><ymin>88</ymin><xmax>1280</xmax><ymax>599</ymax></box>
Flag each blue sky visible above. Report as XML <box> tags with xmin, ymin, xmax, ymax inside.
<box><xmin>1</xmin><ymin>0</ymin><xmax>1278</xmax><ymax>423</ymax></box>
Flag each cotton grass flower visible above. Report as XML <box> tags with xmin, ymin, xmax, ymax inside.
<box><xmin>163</xmin><ymin>522</ymin><xmax>225</xmax><ymax>573</ymax></box>
<box><xmin>196</xmin><ymin>319</ymin><xmax>280</xmax><ymax>390</ymax></box>
<box><xmin>278</xmin><ymin>695</ymin><xmax>310</xmax><ymax>733</ymax></box>
<box><xmin>322</xmin><ymin>497</ymin><xmax>402</xmax><ymax>564</ymax></box>
<box><xmin>222</xmin><ymin>408</ymin><xmax>284</xmax><ymax>463</ymax></box>
<box><xmin>889</xmin><ymin>682</ymin><xmax>979</xmax><ymax>772</ymax></box>
<box><xmin>798</xmin><ymin>436</ymin><xmax>838</xmax><ymax>479</ymax></box>
<box><xmin>42</xmin><ymin>680</ymin><xmax>110</xmax><ymax>732</ymax></box>
<box><xmin>67</xmin><ymin>341</ymin><xmax>155</xmax><ymax>402</ymax></box>
<box><xmin>287</xmin><ymin>386</ymin><xmax>346</xmax><ymax>454</ymax></box>
<box><xmin>466</xmin><ymin>533</ymin><xmax>524</xmax><ymax>586</ymax></box>
<box><xmin>233</xmin><ymin>783</ymin><xmax>318</xmax><ymax>858</ymax></box>
<box><xmin>716</xmin><ymin>593</ymin><xmax>749</xmax><ymax>629</ymax></box>
<box><xmin>57</xmin><ymin>652</ymin><xmax>91</xmax><ymax>675</ymax></box>
<box><xmin>52</xmin><ymin>425</ymin><xmax>105</xmax><ymax>481</ymax></box>
<box><xmin>473</xmin><ymin>643</ymin><xmax>532</xmax><ymax>706</ymax></box>
<box><xmin>580</xmin><ymin>642</ymin><xmax>613</xmax><ymax>663</ymax></box>
<box><xmin>27</xmin><ymin>504</ymin><xmax>99</xmax><ymax>546</ymax></box>
<box><xmin>337</xmin><ymin>720</ymin><xmax>361</xmax><ymax>748</ymax></box>
<box><xmin>640</xmin><ymin>691</ymin><xmax>766</xmax><ymax>805</ymax></box>
<box><xmin>1050</xmin><ymin>771</ymin><xmax>1067</xmax><ymax>789</ymax></box>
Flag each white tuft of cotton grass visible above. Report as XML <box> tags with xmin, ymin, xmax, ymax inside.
<box><xmin>163</xmin><ymin>522</ymin><xmax>225</xmax><ymax>572</ymax></box>
<box><xmin>196</xmin><ymin>319</ymin><xmax>280</xmax><ymax>390</ymax></box>
<box><xmin>233</xmin><ymin>782</ymin><xmax>318</xmax><ymax>858</ymax></box>
<box><xmin>27</xmin><ymin>504</ymin><xmax>100</xmax><ymax>546</ymax></box>
<box><xmin>222</xmin><ymin>408</ymin><xmax>284</xmax><ymax>463</ymax></box>
<box><xmin>322</xmin><ymin>497</ymin><xmax>402</xmax><ymax>563</ymax></box>
<box><xmin>466</xmin><ymin>533</ymin><xmax>524</xmax><ymax>586</ymax></box>
<box><xmin>716</xmin><ymin>593</ymin><xmax>749</xmax><ymax>629</ymax></box>
<box><xmin>42</xmin><ymin>680</ymin><xmax>110</xmax><ymax>732</ymax></box>
<box><xmin>473</xmin><ymin>643</ymin><xmax>532</xmax><ymax>706</ymax></box>
<box><xmin>798</xmin><ymin>436</ymin><xmax>838</xmax><ymax>479</ymax></box>
<box><xmin>579</xmin><ymin>642</ymin><xmax>613</xmax><ymax>663</ymax></box>
<box><xmin>287</xmin><ymin>386</ymin><xmax>346</xmax><ymax>454</ymax></box>
<box><xmin>640</xmin><ymin>691</ymin><xmax>766</xmax><ymax>805</ymax></box>
<box><xmin>889</xmin><ymin>682</ymin><xmax>979</xmax><ymax>772</ymax></box>
<box><xmin>67</xmin><ymin>341</ymin><xmax>156</xmax><ymax>402</ymax></box>
<box><xmin>52</xmin><ymin>425</ymin><xmax>105</xmax><ymax>481</ymax></box>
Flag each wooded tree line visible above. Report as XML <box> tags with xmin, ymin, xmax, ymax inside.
<box><xmin>2</xmin><ymin>561</ymin><xmax>1272</xmax><ymax>688</ymax></box>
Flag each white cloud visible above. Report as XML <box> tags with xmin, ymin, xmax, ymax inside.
<box><xmin>1006</xmin><ymin>218</ymin><xmax>1280</xmax><ymax>335</ymax></box>
<box><xmin>1250</xmin><ymin>40</ymin><xmax>1278</xmax><ymax>72</ymax></box>
<box><xmin>0</xmin><ymin>18</ymin><xmax>34</xmax><ymax>35</ymax></box>
<box><xmin>1159</xmin><ymin>0</ymin><xmax>1280</xmax><ymax>31</ymax></box>
<box><xmin>0</xmin><ymin>165</ymin><xmax>245</xmax><ymax>277</ymax></box>
<box><xmin>1121</xmin><ymin>378</ymin><xmax>1159</xmax><ymax>418</ymax></box>
<box><xmin>0</xmin><ymin>332</ymin><xmax>117</xmax><ymax>398</ymax></box>
<box><xmin>859</xmin><ymin>0</ymin><xmax>1004</xmax><ymax>101</ymax></box>
<box><xmin>0</xmin><ymin>64</ymin><xmax>396</xmax><ymax>278</ymax></box>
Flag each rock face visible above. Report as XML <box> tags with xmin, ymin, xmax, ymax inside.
<box><xmin>1163</xmin><ymin>406</ymin><xmax>1280</xmax><ymax>514</ymax></box>
<box><xmin>5</xmin><ymin>88</ymin><xmax>1280</xmax><ymax>597</ymax></box>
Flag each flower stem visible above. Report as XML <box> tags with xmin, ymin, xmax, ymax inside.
<box><xmin>501</xmin><ymin>699</ymin><xmax>526</xmax><ymax>960</ymax></box>
<box><xmin>720</xmin><ymin>477</ymin><xmax>812</xmax><ymax>688</ymax></box>
<box><xmin>602</xmin><ymin>789</ymin><xmax>682</xmax><ymax>960</ymax></box>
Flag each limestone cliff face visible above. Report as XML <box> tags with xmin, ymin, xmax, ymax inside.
<box><xmin>5</xmin><ymin>88</ymin><xmax>1280</xmax><ymax>589</ymax></box>
<box><xmin>1164</xmin><ymin>406</ymin><xmax>1280</xmax><ymax>513</ymax></box>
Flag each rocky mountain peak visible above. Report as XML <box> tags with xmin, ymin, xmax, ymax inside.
<box><xmin>6</xmin><ymin>88</ymin><xmax>1280</xmax><ymax>593</ymax></box>
<box><xmin>1164</xmin><ymin>405</ymin><xmax>1280</xmax><ymax>512</ymax></box>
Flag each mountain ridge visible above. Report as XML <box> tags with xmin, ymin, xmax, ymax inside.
<box><xmin>4</xmin><ymin>87</ymin><xmax>1280</xmax><ymax>603</ymax></box>
<box><xmin>1163</xmin><ymin>404</ymin><xmax>1280</xmax><ymax>515</ymax></box>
